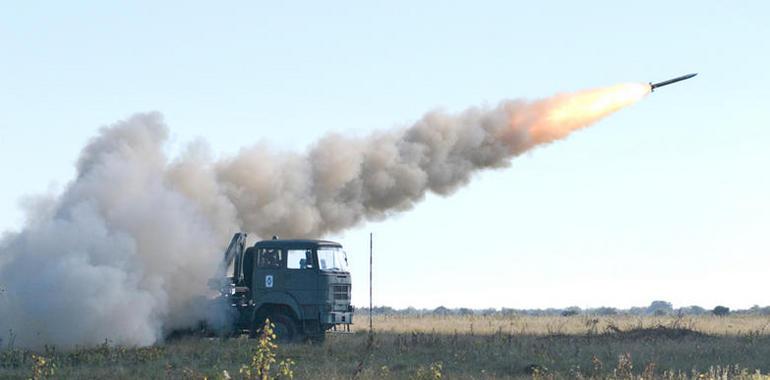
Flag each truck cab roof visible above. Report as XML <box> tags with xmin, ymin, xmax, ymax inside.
<box><xmin>252</xmin><ymin>239</ymin><xmax>342</xmax><ymax>250</ymax></box>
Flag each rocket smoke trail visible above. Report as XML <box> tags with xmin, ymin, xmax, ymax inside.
<box><xmin>0</xmin><ymin>83</ymin><xmax>650</xmax><ymax>348</ymax></box>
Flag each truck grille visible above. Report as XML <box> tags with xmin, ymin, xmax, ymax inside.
<box><xmin>332</xmin><ymin>285</ymin><xmax>350</xmax><ymax>301</ymax></box>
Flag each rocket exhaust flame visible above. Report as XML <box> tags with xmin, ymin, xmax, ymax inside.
<box><xmin>0</xmin><ymin>83</ymin><xmax>648</xmax><ymax>348</ymax></box>
<box><xmin>532</xmin><ymin>83</ymin><xmax>650</xmax><ymax>142</ymax></box>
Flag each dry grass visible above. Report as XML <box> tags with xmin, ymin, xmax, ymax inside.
<box><xmin>2</xmin><ymin>315</ymin><xmax>770</xmax><ymax>379</ymax></box>
<box><xmin>357</xmin><ymin>314</ymin><xmax>770</xmax><ymax>336</ymax></box>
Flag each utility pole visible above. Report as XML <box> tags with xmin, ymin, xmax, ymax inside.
<box><xmin>369</xmin><ymin>232</ymin><xmax>373</xmax><ymax>334</ymax></box>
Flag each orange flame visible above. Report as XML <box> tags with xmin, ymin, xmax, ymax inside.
<box><xmin>526</xmin><ymin>83</ymin><xmax>650</xmax><ymax>143</ymax></box>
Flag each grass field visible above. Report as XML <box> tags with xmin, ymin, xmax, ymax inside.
<box><xmin>2</xmin><ymin>314</ymin><xmax>770</xmax><ymax>379</ymax></box>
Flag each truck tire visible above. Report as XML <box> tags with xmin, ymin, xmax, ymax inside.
<box><xmin>252</xmin><ymin>313</ymin><xmax>299</xmax><ymax>342</ymax></box>
<box><xmin>272</xmin><ymin>314</ymin><xmax>299</xmax><ymax>342</ymax></box>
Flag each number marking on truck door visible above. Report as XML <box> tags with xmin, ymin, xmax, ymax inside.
<box><xmin>265</xmin><ymin>274</ymin><xmax>274</xmax><ymax>288</ymax></box>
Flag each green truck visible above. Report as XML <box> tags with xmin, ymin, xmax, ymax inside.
<box><xmin>215</xmin><ymin>233</ymin><xmax>353</xmax><ymax>341</ymax></box>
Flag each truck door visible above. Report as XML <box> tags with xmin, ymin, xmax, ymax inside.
<box><xmin>284</xmin><ymin>248</ymin><xmax>317</xmax><ymax>307</ymax></box>
<box><xmin>252</xmin><ymin>247</ymin><xmax>284</xmax><ymax>296</ymax></box>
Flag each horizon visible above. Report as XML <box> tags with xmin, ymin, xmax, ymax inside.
<box><xmin>353</xmin><ymin>302</ymin><xmax>769</xmax><ymax>312</ymax></box>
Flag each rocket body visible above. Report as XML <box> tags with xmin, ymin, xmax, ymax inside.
<box><xmin>650</xmin><ymin>73</ymin><xmax>697</xmax><ymax>91</ymax></box>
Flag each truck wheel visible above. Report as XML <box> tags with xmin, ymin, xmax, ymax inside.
<box><xmin>253</xmin><ymin>314</ymin><xmax>298</xmax><ymax>342</ymax></box>
<box><xmin>271</xmin><ymin>314</ymin><xmax>298</xmax><ymax>342</ymax></box>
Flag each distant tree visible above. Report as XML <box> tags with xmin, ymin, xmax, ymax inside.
<box><xmin>592</xmin><ymin>307</ymin><xmax>618</xmax><ymax>316</ymax></box>
<box><xmin>561</xmin><ymin>306</ymin><xmax>581</xmax><ymax>317</ymax></box>
<box><xmin>678</xmin><ymin>305</ymin><xmax>707</xmax><ymax>315</ymax></box>
<box><xmin>433</xmin><ymin>306</ymin><xmax>451</xmax><ymax>316</ymax></box>
<box><xmin>371</xmin><ymin>306</ymin><xmax>396</xmax><ymax>315</ymax></box>
<box><xmin>712</xmin><ymin>306</ymin><xmax>730</xmax><ymax>317</ymax></box>
<box><xmin>647</xmin><ymin>300</ymin><xmax>673</xmax><ymax>316</ymax></box>
<box><xmin>458</xmin><ymin>308</ymin><xmax>474</xmax><ymax>316</ymax></box>
<box><xmin>746</xmin><ymin>305</ymin><xmax>770</xmax><ymax>316</ymax></box>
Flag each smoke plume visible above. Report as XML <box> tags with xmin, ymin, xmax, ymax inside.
<box><xmin>0</xmin><ymin>83</ymin><xmax>649</xmax><ymax>348</ymax></box>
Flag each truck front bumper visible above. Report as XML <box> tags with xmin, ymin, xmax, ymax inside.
<box><xmin>322</xmin><ymin>311</ymin><xmax>353</xmax><ymax>324</ymax></box>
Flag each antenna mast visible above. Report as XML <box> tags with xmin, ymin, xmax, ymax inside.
<box><xmin>369</xmin><ymin>232</ymin><xmax>373</xmax><ymax>333</ymax></box>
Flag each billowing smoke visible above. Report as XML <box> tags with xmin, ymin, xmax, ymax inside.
<box><xmin>0</xmin><ymin>83</ymin><xmax>649</xmax><ymax>348</ymax></box>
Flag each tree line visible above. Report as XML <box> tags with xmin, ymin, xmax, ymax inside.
<box><xmin>355</xmin><ymin>301</ymin><xmax>770</xmax><ymax>317</ymax></box>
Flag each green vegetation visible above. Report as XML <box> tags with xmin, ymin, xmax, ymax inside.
<box><xmin>239</xmin><ymin>319</ymin><xmax>295</xmax><ymax>380</ymax></box>
<box><xmin>2</xmin><ymin>315</ymin><xmax>770</xmax><ymax>379</ymax></box>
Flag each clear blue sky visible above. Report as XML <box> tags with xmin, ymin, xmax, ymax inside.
<box><xmin>2</xmin><ymin>1</ymin><xmax>768</xmax><ymax>310</ymax></box>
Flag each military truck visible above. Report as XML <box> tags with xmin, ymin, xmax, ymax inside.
<box><xmin>214</xmin><ymin>233</ymin><xmax>353</xmax><ymax>341</ymax></box>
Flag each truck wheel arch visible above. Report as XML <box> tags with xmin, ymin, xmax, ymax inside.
<box><xmin>252</xmin><ymin>293</ymin><xmax>304</xmax><ymax>322</ymax></box>
<box><xmin>251</xmin><ymin>302</ymin><xmax>302</xmax><ymax>340</ymax></box>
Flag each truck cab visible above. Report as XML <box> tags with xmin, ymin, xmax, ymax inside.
<box><xmin>220</xmin><ymin>234</ymin><xmax>353</xmax><ymax>341</ymax></box>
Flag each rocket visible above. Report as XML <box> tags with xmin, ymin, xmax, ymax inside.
<box><xmin>650</xmin><ymin>73</ymin><xmax>697</xmax><ymax>92</ymax></box>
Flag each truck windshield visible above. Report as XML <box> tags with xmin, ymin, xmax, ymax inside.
<box><xmin>317</xmin><ymin>247</ymin><xmax>349</xmax><ymax>272</ymax></box>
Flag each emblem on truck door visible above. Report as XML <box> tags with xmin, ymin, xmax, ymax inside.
<box><xmin>265</xmin><ymin>275</ymin><xmax>273</xmax><ymax>288</ymax></box>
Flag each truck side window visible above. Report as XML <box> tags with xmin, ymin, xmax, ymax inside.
<box><xmin>287</xmin><ymin>249</ymin><xmax>314</xmax><ymax>269</ymax></box>
<box><xmin>256</xmin><ymin>248</ymin><xmax>283</xmax><ymax>268</ymax></box>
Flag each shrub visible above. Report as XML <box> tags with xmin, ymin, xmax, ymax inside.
<box><xmin>30</xmin><ymin>354</ymin><xmax>56</xmax><ymax>380</ymax></box>
<box><xmin>239</xmin><ymin>319</ymin><xmax>294</xmax><ymax>380</ymax></box>
<box><xmin>412</xmin><ymin>361</ymin><xmax>442</xmax><ymax>380</ymax></box>
<box><xmin>713</xmin><ymin>306</ymin><xmax>730</xmax><ymax>317</ymax></box>
<box><xmin>561</xmin><ymin>309</ymin><xmax>579</xmax><ymax>317</ymax></box>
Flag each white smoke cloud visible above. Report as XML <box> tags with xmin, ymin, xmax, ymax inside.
<box><xmin>0</xmin><ymin>84</ymin><xmax>649</xmax><ymax>348</ymax></box>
